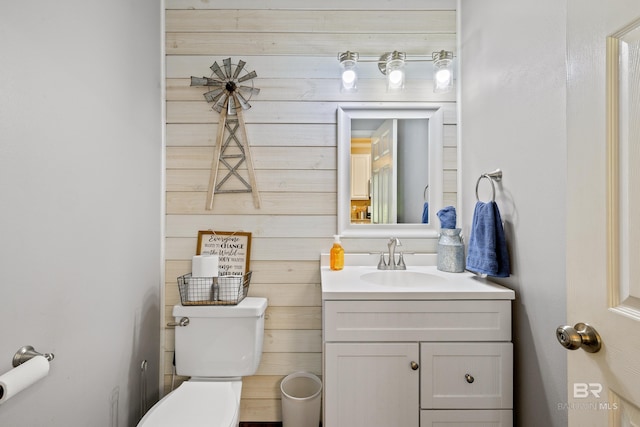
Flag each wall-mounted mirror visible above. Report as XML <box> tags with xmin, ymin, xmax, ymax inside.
<box><xmin>337</xmin><ymin>103</ymin><xmax>445</xmax><ymax>238</ymax></box>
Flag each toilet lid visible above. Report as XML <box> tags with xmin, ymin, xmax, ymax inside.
<box><xmin>137</xmin><ymin>381</ymin><xmax>237</xmax><ymax>427</ymax></box>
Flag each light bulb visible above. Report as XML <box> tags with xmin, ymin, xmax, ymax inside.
<box><xmin>388</xmin><ymin>69</ymin><xmax>404</xmax><ymax>86</ymax></box>
<box><xmin>432</xmin><ymin>50</ymin><xmax>454</xmax><ymax>93</ymax></box>
<box><xmin>385</xmin><ymin>55</ymin><xmax>405</xmax><ymax>90</ymax></box>
<box><xmin>342</xmin><ymin>68</ymin><xmax>357</xmax><ymax>90</ymax></box>
<box><xmin>339</xmin><ymin>52</ymin><xmax>358</xmax><ymax>92</ymax></box>
<box><xmin>435</xmin><ymin>68</ymin><xmax>451</xmax><ymax>85</ymax></box>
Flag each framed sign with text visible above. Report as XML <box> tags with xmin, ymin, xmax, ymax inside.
<box><xmin>196</xmin><ymin>230</ymin><xmax>252</xmax><ymax>276</ymax></box>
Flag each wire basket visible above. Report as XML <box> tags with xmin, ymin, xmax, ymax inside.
<box><xmin>177</xmin><ymin>272</ymin><xmax>252</xmax><ymax>306</ymax></box>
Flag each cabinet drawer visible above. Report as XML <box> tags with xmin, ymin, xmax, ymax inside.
<box><xmin>420</xmin><ymin>343</ymin><xmax>513</xmax><ymax>409</ymax></box>
<box><xmin>324</xmin><ymin>300</ymin><xmax>511</xmax><ymax>342</ymax></box>
<box><xmin>421</xmin><ymin>409</ymin><xmax>512</xmax><ymax>426</ymax></box>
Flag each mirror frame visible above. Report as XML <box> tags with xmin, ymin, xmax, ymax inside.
<box><xmin>337</xmin><ymin>103</ymin><xmax>445</xmax><ymax>238</ymax></box>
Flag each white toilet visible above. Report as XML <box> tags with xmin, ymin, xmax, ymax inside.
<box><xmin>138</xmin><ymin>297</ymin><xmax>268</xmax><ymax>427</ymax></box>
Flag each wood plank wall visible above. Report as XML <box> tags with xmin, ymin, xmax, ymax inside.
<box><xmin>164</xmin><ymin>0</ymin><xmax>457</xmax><ymax>421</ymax></box>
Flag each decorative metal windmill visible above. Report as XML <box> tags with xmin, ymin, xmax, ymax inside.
<box><xmin>191</xmin><ymin>58</ymin><xmax>261</xmax><ymax>210</ymax></box>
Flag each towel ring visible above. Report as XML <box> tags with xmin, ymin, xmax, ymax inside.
<box><xmin>475</xmin><ymin>169</ymin><xmax>503</xmax><ymax>202</ymax></box>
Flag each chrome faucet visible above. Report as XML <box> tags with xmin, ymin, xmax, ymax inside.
<box><xmin>377</xmin><ymin>237</ymin><xmax>407</xmax><ymax>270</ymax></box>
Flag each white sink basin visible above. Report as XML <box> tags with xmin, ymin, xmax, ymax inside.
<box><xmin>320</xmin><ymin>253</ymin><xmax>516</xmax><ymax>301</ymax></box>
<box><xmin>360</xmin><ymin>270</ymin><xmax>449</xmax><ymax>287</ymax></box>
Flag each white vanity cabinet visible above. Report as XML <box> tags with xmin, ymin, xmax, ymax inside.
<box><xmin>323</xmin><ymin>299</ymin><xmax>513</xmax><ymax>427</ymax></box>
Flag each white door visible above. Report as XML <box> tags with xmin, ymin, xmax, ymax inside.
<box><xmin>566</xmin><ymin>1</ymin><xmax>640</xmax><ymax>425</ymax></box>
<box><xmin>350</xmin><ymin>154</ymin><xmax>371</xmax><ymax>200</ymax></box>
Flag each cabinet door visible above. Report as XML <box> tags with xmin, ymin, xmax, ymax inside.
<box><xmin>325</xmin><ymin>343</ymin><xmax>419</xmax><ymax>427</ymax></box>
<box><xmin>420</xmin><ymin>343</ymin><xmax>513</xmax><ymax>409</ymax></box>
<box><xmin>350</xmin><ymin>154</ymin><xmax>371</xmax><ymax>200</ymax></box>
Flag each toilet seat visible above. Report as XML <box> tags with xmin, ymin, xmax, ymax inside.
<box><xmin>137</xmin><ymin>381</ymin><xmax>238</xmax><ymax>427</ymax></box>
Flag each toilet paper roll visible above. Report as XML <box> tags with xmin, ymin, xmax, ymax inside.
<box><xmin>0</xmin><ymin>356</ymin><xmax>50</xmax><ymax>404</ymax></box>
<box><xmin>217</xmin><ymin>276</ymin><xmax>243</xmax><ymax>302</ymax></box>
<box><xmin>187</xmin><ymin>277</ymin><xmax>214</xmax><ymax>302</ymax></box>
<box><xmin>192</xmin><ymin>255</ymin><xmax>219</xmax><ymax>278</ymax></box>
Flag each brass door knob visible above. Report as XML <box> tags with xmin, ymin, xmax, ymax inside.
<box><xmin>556</xmin><ymin>323</ymin><xmax>602</xmax><ymax>353</ymax></box>
<box><xmin>410</xmin><ymin>361</ymin><xmax>419</xmax><ymax>370</ymax></box>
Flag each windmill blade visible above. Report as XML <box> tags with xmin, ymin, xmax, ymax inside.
<box><xmin>210</xmin><ymin>61</ymin><xmax>227</xmax><ymax>81</ymax></box>
<box><xmin>203</xmin><ymin>88</ymin><xmax>224</xmax><ymax>103</ymax></box>
<box><xmin>238</xmin><ymin>85</ymin><xmax>261</xmax><ymax>97</ymax></box>
<box><xmin>190</xmin><ymin>76</ymin><xmax>209</xmax><ymax>86</ymax></box>
<box><xmin>227</xmin><ymin>96</ymin><xmax>238</xmax><ymax>115</ymax></box>
<box><xmin>232</xmin><ymin>60</ymin><xmax>246</xmax><ymax>80</ymax></box>
<box><xmin>223</xmin><ymin>58</ymin><xmax>232</xmax><ymax>79</ymax></box>
<box><xmin>213</xmin><ymin>93</ymin><xmax>229</xmax><ymax>113</ymax></box>
<box><xmin>234</xmin><ymin>92</ymin><xmax>252</xmax><ymax>110</ymax></box>
<box><xmin>193</xmin><ymin>76</ymin><xmax>225</xmax><ymax>88</ymax></box>
<box><xmin>237</xmin><ymin>70</ymin><xmax>257</xmax><ymax>83</ymax></box>
<box><xmin>205</xmin><ymin>77</ymin><xmax>225</xmax><ymax>86</ymax></box>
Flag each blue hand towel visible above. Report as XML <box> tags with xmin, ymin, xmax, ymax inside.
<box><xmin>437</xmin><ymin>206</ymin><xmax>457</xmax><ymax>229</ymax></box>
<box><xmin>466</xmin><ymin>201</ymin><xmax>510</xmax><ymax>277</ymax></box>
<box><xmin>422</xmin><ymin>202</ymin><xmax>429</xmax><ymax>223</ymax></box>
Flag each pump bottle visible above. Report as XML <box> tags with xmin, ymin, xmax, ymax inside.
<box><xmin>330</xmin><ymin>235</ymin><xmax>345</xmax><ymax>271</ymax></box>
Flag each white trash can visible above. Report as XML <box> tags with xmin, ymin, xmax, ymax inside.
<box><xmin>280</xmin><ymin>372</ymin><xmax>322</xmax><ymax>427</ymax></box>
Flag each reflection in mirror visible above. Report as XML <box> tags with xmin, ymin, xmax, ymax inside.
<box><xmin>351</xmin><ymin>118</ymin><xmax>430</xmax><ymax>224</ymax></box>
<box><xmin>337</xmin><ymin>104</ymin><xmax>445</xmax><ymax>238</ymax></box>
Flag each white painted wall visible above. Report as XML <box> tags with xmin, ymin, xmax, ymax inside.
<box><xmin>460</xmin><ymin>1</ymin><xmax>567</xmax><ymax>426</ymax></box>
<box><xmin>0</xmin><ymin>1</ymin><xmax>162</xmax><ymax>426</ymax></box>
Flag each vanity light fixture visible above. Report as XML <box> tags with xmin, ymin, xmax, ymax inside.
<box><xmin>339</xmin><ymin>51</ymin><xmax>359</xmax><ymax>91</ymax></box>
<box><xmin>379</xmin><ymin>51</ymin><xmax>406</xmax><ymax>90</ymax></box>
<box><xmin>432</xmin><ymin>50</ymin><xmax>454</xmax><ymax>93</ymax></box>
<box><xmin>337</xmin><ymin>50</ymin><xmax>455</xmax><ymax>93</ymax></box>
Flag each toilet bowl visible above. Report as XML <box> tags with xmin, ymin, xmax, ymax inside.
<box><xmin>137</xmin><ymin>297</ymin><xmax>268</xmax><ymax>427</ymax></box>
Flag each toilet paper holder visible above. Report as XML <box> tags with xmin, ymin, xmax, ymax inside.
<box><xmin>12</xmin><ymin>346</ymin><xmax>54</xmax><ymax>368</ymax></box>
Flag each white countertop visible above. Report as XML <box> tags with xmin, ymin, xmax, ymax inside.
<box><xmin>321</xmin><ymin>253</ymin><xmax>515</xmax><ymax>301</ymax></box>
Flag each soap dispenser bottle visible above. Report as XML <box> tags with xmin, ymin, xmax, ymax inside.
<box><xmin>330</xmin><ymin>235</ymin><xmax>345</xmax><ymax>271</ymax></box>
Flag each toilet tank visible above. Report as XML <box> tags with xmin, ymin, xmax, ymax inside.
<box><xmin>172</xmin><ymin>297</ymin><xmax>267</xmax><ymax>377</ymax></box>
